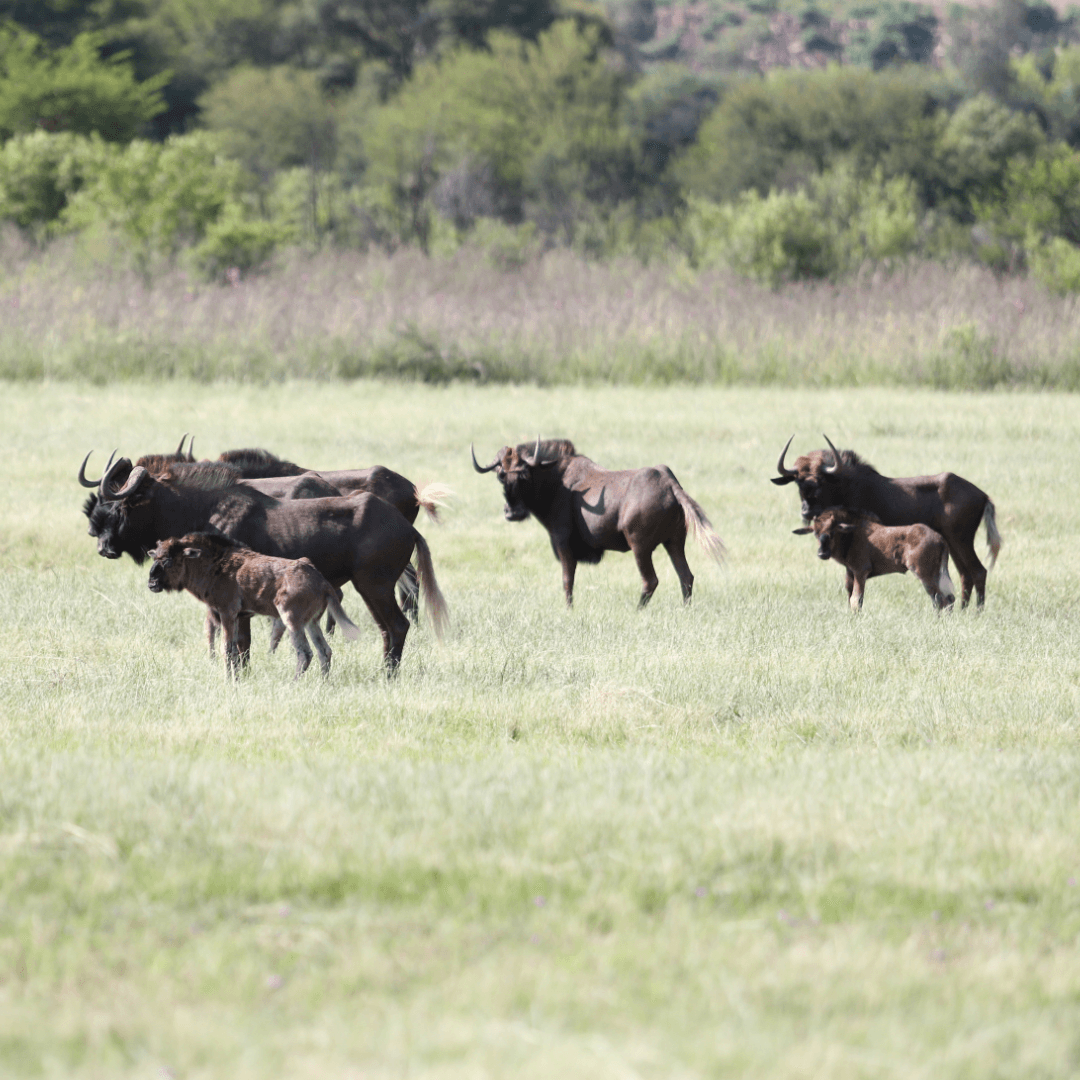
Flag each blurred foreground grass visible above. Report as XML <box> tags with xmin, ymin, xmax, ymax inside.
<box><xmin>0</xmin><ymin>381</ymin><xmax>1078</xmax><ymax>1078</ymax></box>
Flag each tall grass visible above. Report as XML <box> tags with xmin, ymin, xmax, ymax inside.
<box><xmin>3</xmin><ymin>232</ymin><xmax>1080</xmax><ymax>388</ymax></box>
<box><xmin>2</xmin><ymin>382</ymin><xmax>1079</xmax><ymax>1077</ymax></box>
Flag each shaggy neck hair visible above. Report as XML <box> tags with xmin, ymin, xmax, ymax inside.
<box><xmin>515</xmin><ymin>438</ymin><xmax>577</xmax><ymax>459</ymax></box>
<box><xmin>217</xmin><ymin>448</ymin><xmax>306</xmax><ymax>476</ymax></box>
<box><xmin>160</xmin><ymin>462</ymin><xmax>244</xmax><ymax>491</ymax></box>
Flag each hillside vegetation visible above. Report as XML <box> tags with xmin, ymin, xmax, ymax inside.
<box><xmin>4</xmin><ymin>0</ymin><xmax>1080</xmax><ymax>296</ymax></box>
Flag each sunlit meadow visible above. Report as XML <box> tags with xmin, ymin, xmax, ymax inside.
<box><xmin>1</xmin><ymin>380</ymin><xmax>1078</xmax><ymax>1078</ymax></box>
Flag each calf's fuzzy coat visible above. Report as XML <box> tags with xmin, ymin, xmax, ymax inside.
<box><xmin>794</xmin><ymin>507</ymin><xmax>955</xmax><ymax>611</ymax></box>
<box><xmin>148</xmin><ymin>532</ymin><xmax>362</xmax><ymax>678</ymax></box>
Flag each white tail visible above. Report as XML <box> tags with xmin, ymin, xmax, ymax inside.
<box><xmin>325</xmin><ymin>593</ymin><xmax>363</xmax><ymax>641</ymax></box>
<box><xmin>938</xmin><ymin>550</ymin><xmax>956</xmax><ymax>602</ymax></box>
<box><xmin>415</xmin><ymin>482</ymin><xmax>455</xmax><ymax>524</ymax></box>
<box><xmin>413</xmin><ymin>533</ymin><xmax>449</xmax><ymax>640</ymax></box>
<box><xmin>674</xmin><ymin>487</ymin><xmax>726</xmax><ymax>564</ymax></box>
<box><xmin>983</xmin><ymin>501</ymin><xmax>1002</xmax><ymax>571</ymax></box>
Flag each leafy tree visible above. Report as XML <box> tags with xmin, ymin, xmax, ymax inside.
<box><xmin>0</xmin><ymin>27</ymin><xmax>167</xmax><ymax>140</ymax></box>
<box><xmin>199</xmin><ymin>66</ymin><xmax>336</xmax><ymax>182</ymax></box>
<box><xmin>673</xmin><ymin>65</ymin><xmax>949</xmax><ymax>204</ymax></box>
<box><xmin>358</xmin><ymin>22</ymin><xmax>637</xmax><ymax>246</ymax></box>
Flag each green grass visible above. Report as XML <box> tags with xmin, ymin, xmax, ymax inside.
<box><xmin>2</xmin><ymin>381</ymin><xmax>1079</xmax><ymax>1078</ymax></box>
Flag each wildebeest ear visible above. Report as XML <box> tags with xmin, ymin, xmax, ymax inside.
<box><xmin>837</xmin><ymin>522</ymin><xmax>856</xmax><ymax>532</ymax></box>
<box><xmin>771</xmin><ymin>476</ymin><xmax>796</xmax><ymax>486</ymax></box>
<box><xmin>182</xmin><ymin>547</ymin><xmax>203</xmax><ymax>558</ymax></box>
<box><xmin>791</xmin><ymin>527</ymin><xmax>813</xmax><ymax>535</ymax></box>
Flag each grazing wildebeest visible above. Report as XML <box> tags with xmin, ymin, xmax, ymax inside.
<box><xmin>771</xmin><ymin>435</ymin><xmax>1001</xmax><ymax>607</ymax></box>
<box><xmin>81</xmin><ymin>457</ymin><xmax>448</xmax><ymax>672</ymax></box>
<box><xmin>793</xmin><ymin>507</ymin><xmax>955</xmax><ymax>611</ymax></box>
<box><xmin>148</xmin><ymin>532</ymin><xmax>363</xmax><ymax>678</ymax></box>
<box><xmin>472</xmin><ymin>438</ymin><xmax>725</xmax><ymax>607</ymax></box>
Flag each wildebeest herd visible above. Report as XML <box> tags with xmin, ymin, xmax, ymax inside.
<box><xmin>78</xmin><ymin>434</ymin><xmax>1002</xmax><ymax>679</ymax></box>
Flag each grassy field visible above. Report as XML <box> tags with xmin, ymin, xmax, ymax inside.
<box><xmin>1</xmin><ymin>380</ymin><xmax>1079</xmax><ymax>1079</ymax></box>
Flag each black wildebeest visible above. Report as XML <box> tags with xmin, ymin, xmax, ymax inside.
<box><xmin>149</xmin><ymin>532</ymin><xmax>364</xmax><ymax>678</ymax></box>
<box><xmin>82</xmin><ymin>456</ymin><xmax>448</xmax><ymax>671</ymax></box>
<box><xmin>772</xmin><ymin>435</ymin><xmax>1001</xmax><ymax>607</ymax></box>
<box><xmin>472</xmin><ymin>438</ymin><xmax>725</xmax><ymax>607</ymax></box>
<box><xmin>793</xmin><ymin>507</ymin><xmax>955</xmax><ymax>611</ymax></box>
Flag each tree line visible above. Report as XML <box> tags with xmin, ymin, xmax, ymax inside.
<box><xmin>3</xmin><ymin>0</ymin><xmax>1080</xmax><ymax>291</ymax></box>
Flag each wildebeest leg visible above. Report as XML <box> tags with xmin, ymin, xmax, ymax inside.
<box><xmin>268</xmin><ymin>618</ymin><xmax>285</xmax><ymax>653</ymax></box>
<box><xmin>307</xmin><ymin>620</ymin><xmax>333</xmax><ymax>676</ymax></box>
<box><xmin>631</xmin><ymin>543</ymin><xmax>660</xmax><ymax>608</ymax></box>
<box><xmin>236</xmin><ymin>614</ymin><xmax>253</xmax><ymax>667</ymax></box>
<box><xmin>205</xmin><ymin>607</ymin><xmax>219</xmax><ymax>657</ymax></box>
<box><xmin>284</xmin><ymin>618</ymin><xmax>314</xmax><ymax>679</ymax></box>
<box><xmin>946</xmin><ymin>542</ymin><xmax>982</xmax><ymax>609</ymax></box>
<box><xmin>556</xmin><ymin>548</ymin><xmax>577</xmax><ymax>607</ymax></box>
<box><xmin>844</xmin><ymin>568</ymin><xmax>855</xmax><ymax>604</ymax></box>
<box><xmin>397</xmin><ymin>563</ymin><xmax>420</xmax><ymax>622</ymax></box>
<box><xmin>355</xmin><ymin>579</ymin><xmax>410</xmax><ymax>674</ymax></box>
<box><xmin>662</xmin><ymin>537</ymin><xmax>694</xmax><ymax>603</ymax></box>
<box><xmin>849</xmin><ymin>572</ymin><xmax>866</xmax><ymax>611</ymax></box>
<box><xmin>221</xmin><ymin>613</ymin><xmax>242</xmax><ymax>680</ymax></box>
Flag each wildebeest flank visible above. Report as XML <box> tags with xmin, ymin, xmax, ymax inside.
<box><xmin>772</xmin><ymin>435</ymin><xmax>1001</xmax><ymax>607</ymax></box>
<box><xmin>473</xmin><ymin>438</ymin><xmax>725</xmax><ymax>607</ymax></box>
<box><xmin>794</xmin><ymin>507</ymin><xmax>955</xmax><ymax>611</ymax></box>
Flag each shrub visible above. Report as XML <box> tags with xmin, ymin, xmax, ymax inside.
<box><xmin>0</xmin><ymin>28</ymin><xmax>166</xmax><ymax>141</ymax></box>
<box><xmin>0</xmin><ymin>130</ymin><xmax>111</xmax><ymax>232</ymax></box>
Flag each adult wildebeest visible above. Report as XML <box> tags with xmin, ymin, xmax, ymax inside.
<box><xmin>81</xmin><ymin>457</ymin><xmax>448</xmax><ymax>672</ymax></box>
<box><xmin>772</xmin><ymin>435</ymin><xmax>1001</xmax><ymax>607</ymax></box>
<box><xmin>80</xmin><ymin>446</ymin><xmax>452</xmax><ymax>623</ymax></box>
<box><xmin>793</xmin><ymin>507</ymin><xmax>955</xmax><ymax>611</ymax></box>
<box><xmin>472</xmin><ymin>438</ymin><xmax>725</xmax><ymax>607</ymax></box>
<box><xmin>149</xmin><ymin>532</ymin><xmax>364</xmax><ymax>678</ymax></box>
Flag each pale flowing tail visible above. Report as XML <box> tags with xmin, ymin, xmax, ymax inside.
<box><xmin>413</xmin><ymin>533</ymin><xmax>449</xmax><ymax>640</ymax></box>
<box><xmin>673</xmin><ymin>487</ymin><xmax>726</xmax><ymax>564</ymax></box>
<box><xmin>938</xmin><ymin>548</ymin><xmax>956</xmax><ymax>602</ymax></box>
<box><xmin>415</xmin><ymin>482</ymin><xmax>454</xmax><ymax>524</ymax></box>
<box><xmin>983</xmin><ymin>501</ymin><xmax>1002</xmax><ymax>571</ymax></box>
<box><xmin>325</xmin><ymin>593</ymin><xmax>363</xmax><ymax>641</ymax></box>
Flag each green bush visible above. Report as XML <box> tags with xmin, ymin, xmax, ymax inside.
<box><xmin>188</xmin><ymin>207</ymin><xmax>283</xmax><ymax>280</ymax></box>
<box><xmin>0</xmin><ymin>130</ymin><xmax>111</xmax><ymax>232</ymax></box>
<box><xmin>0</xmin><ymin>28</ymin><xmax>166</xmax><ymax>141</ymax></box>
<box><xmin>60</xmin><ymin>131</ymin><xmax>256</xmax><ymax>275</ymax></box>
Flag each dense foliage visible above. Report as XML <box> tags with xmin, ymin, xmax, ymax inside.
<box><xmin>3</xmin><ymin>0</ymin><xmax>1080</xmax><ymax>292</ymax></box>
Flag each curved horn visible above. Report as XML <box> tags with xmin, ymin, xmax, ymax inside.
<box><xmin>823</xmin><ymin>434</ymin><xmax>843</xmax><ymax>473</ymax></box>
<box><xmin>471</xmin><ymin>443</ymin><xmax>498</xmax><ymax>474</ymax></box>
<box><xmin>78</xmin><ymin>451</ymin><xmax>101</xmax><ymax>488</ymax></box>
<box><xmin>775</xmin><ymin>434</ymin><xmax>797</xmax><ymax>478</ymax></box>
<box><xmin>109</xmin><ymin>465</ymin><xmax>149</xmax><ymax>501</ymax></box>
<box><xmin>176</xmin><ymin>433</ymin><xmax>189</xmax><ymax>458</ymax></box>
<box><xmin>98</xmin><ymin>450</ymin><xmax>124</xmax><ymax>499</ymax></box>
<box><xmin>521</xmin><ymin>436</ymin><xmax>543</xmax><ymax>466</ymax></box>
<box><xmin>187</xmin><ymin>437</ymin><xmax>194</xmax><ymax>461</ymax></box>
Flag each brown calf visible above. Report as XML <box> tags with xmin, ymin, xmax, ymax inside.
<box><xmin>148</xmin><ymin>532</ymin><xmax>363</xmax><ymax>678</ymax></box>
<box><xmin>794</xmin><ymin>507</ymin><xmax>955</xmax><ymax>612</ymax></box>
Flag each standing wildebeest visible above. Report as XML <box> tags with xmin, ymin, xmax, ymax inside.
<box><xmin>149</xmin><ymin>533</ymin><xmax>364</xmax><ymax>678</ymax></box>
<box><xmin>772</xmin><ymin>435</ymin><xmax>1001</xmax><ymax>607</ymax></box>
<box><xmin>793</xmin><ymin>507</ymin><xmax>955</xmax><ymax>611</ymax></box>
<box><xmin>472</xmin><ymin>439</ymin><xmax>725</xmax><ymax>607</ymax></box>
<box><xmin>81</xmin><ymin>457</ymin><xmax>448</xmax><ymax>672</ymax></box>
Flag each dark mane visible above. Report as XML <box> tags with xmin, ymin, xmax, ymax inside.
<box><xmin>161</xmin><ymin>462</ymin><xmax>244</xmax><ymax>491</ymax></box>
<box><xmin>839</xmin><ymin>449</ymin><xmax>875</xmax><ymax>472</ymax></box>
<box><xmin>135</xmin><ymin>452</ymin><xmax>188</xmax><ymax>475</ymax></box>
<box><xmin>516</xmin><ymin>438</ymin><xmax>577</xmax><ymax>459</ymax></box>
<box><xmin>217</xmin><ymin>448</ymin><xmax>306</xmax><ymax>477</ymax></box>
<box><xmin>82</xmin><ymin>493</ymin><xmax>97</xmax><ymax>519</ymax></box>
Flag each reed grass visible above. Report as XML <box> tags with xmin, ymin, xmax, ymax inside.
<box><xmin>3</xmin><ymin>233</ymin><xmax>1080</xmax><ymax>389</ymax></box>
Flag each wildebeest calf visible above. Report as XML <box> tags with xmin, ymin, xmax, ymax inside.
<box><xmin>148</xmin><ymin>532</ymin><xmax>363</xmax><ymax>678</ymax></box>
<box><xmin>794</xmin><ymin>507</ymin><xmax>955</xmax><ymax>611</ymax></box>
